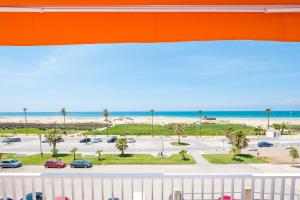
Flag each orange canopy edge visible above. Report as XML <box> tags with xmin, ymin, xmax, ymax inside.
<box><xmin>1</xmin><ymin>0</ymin><xmax>300</xmax><ymax>46</ymax></box>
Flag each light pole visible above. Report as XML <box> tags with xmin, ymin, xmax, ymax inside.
<box><xmin>160</xmin><ymin>136</ymin><xmax>165</xmax><ymax>158</ymax></box>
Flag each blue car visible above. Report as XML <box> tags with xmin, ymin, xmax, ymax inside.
<box><xmin>107</xmin><ymin>136</ymin><xmax>117</xmax><ymax>143</ymax></box>
<box><xmin>258</xmin><ymin>141</ymin><xmax>273</xmax><ymax>147</ymax></box>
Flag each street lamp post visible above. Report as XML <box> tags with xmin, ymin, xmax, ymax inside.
<box><xmin>160</xmin><ymin>136</ymin><xmax>165</xmax><ymax>158</ymax></box>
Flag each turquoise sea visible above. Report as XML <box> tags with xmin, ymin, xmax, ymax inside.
<box><xmin>0</xmin><ymin>111</ymin><xmax>299</xmax><ymax>118</ymax></box>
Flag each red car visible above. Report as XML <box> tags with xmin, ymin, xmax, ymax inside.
<box><xmin>44</xmin><ymin>160</ymin><xmax>66</xmax><ymax>168</ymax></box>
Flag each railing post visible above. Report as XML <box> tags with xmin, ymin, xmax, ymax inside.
<box><xmin>290</xmin><ymin>178</ymin><xmax>296</xmax><ymax>200</ymax></box>
<box><xmin>244</xmin><ymin>188</ymin><xmax>252</xmax><ymax>200</ymax></box>
<box><xmin>172</xmin><ymin>190</ymin><xmax>181</xmax><ymax>200</ymax></box>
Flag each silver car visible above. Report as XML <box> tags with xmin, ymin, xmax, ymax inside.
<box><xmin>91</xmin><ymin>138</ymin><xmax>102</xmax><ymax>143</ymax></box>
<box><xmin>127</xmin><ymin>138</ymin><xmax>136</xmax><ymax>143</ymax></box>
<box><xmin>0</xmin><ymin>159</ymin><xmax>22</xmax><ymax>168</ymax></box>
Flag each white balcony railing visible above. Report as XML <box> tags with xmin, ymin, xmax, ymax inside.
<box><xmin>0</xmin><ymin>173</ymin><xmax>300</xmax><ymax>200</ymax></box>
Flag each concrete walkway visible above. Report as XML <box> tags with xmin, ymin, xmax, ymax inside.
<box><xmin>190</xmin><ymin>151</ymin><xmax>211</xmax><ymax>166</ymax></box>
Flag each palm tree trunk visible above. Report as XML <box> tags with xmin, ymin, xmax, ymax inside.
<box><xmin>199</xmin><ymin>117</ymin><xmax>202</xmax><ymax>138</ymax></box>
<box><xmin>178</xmin><ymin>134</ymin><xmax>181</xmax><ymax>144</ymax></box>
<box><xmin>24</xmin><ymin>111</ymin><xmax>28</xmax><ymax>135</ymax></box>
<box><xmin>73</xmin><ymin>152</ymin><xmax>76</xmax><ymax>160</ymax></box>
<box><xmin>267</xmin><ymin>114</ymin><xmax>270</xmax><ymax>129</ymax></box>
<box><xmin>106</xmin><ymin>117</ymin><xmax>108</xmax><ymax>137</ymax></box>
<box><xmin>63</xmin><ymin>115</ymin><xmax>66</xmax><ymax>135</ymax></box>
<box><xmin>151</xmin><ymin>114</ymin><xmax>154</xmax><ymax>137</ymax></box>
<box><xmin>257</xmin><ymin>135</ymin><xmax>259</xmax><ymax>157</ymax></box>
<box><xmin>53</xmin><ymin>143</ymin><xmax>56</xmax><ymax>155</ymax></box>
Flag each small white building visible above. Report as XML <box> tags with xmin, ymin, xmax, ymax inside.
<box><xmin>266</xmin><ymin>130</ymin><xmax>281</xmax><ymax>138</ymax></box>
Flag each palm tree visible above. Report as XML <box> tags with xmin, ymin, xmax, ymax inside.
<box><xmin>103</xmin><ymin>109</ymin><xmax>109</xmax><ymax>137</ymax></box>
<box><xmin>179</xmin><ymin>149</ymin><xmax>188</xmax><ymax>161</ymax></box>
<box><xmin>289</xmin><ymin>147</ymin><xmax>299</xmax><ymax>167</ymax></box>
<box><xmin>175</xmin><ymin>124</ymin><xmax>185</xmax><ymax>144</ymax></box>
<box><xmin>265</xmin><ymin>108</ymin><xmax>272</xmax><ymax>129</ymax></box>
<box><xmin>23</xmin><ymin>108</ymin><xmax>28</xmax><ymax>125</ymax></box>
<box><xmin>60</xmin><ymin>108</ymin><xmax>67</xmax><ymax>134</ymax></box>
<box><xmin>273</xmin><ymin>123</ymin><xmax>288</xmax><ymax>135</ymax></box>
<box><xmin>115</xmin><ymin>138</ymin><xmax>128</xmax><ymax>156</ymax></box>
<box><xmin>150</xmin><ymin>109</ymin><xmax>154</xmax><ymax>137</ymax></box>
<box><xmin>197</xmin><ymin>110</ymin><xmax>203</xmax><ymax>137</ymax></box>
<box><xmin>225</xmin><ymin>128</ymin><xmax>235</xmax><ymax>141</ymax></box>
<box><xmin>45</xmin><ymin>129</ymin><xmax>62</xmax><ymax>158</ymax></box>
<box><xmin>23</xmin><ymin>108</ymin><xmax>28</xmax><ymax>135</ymax></box>
<box><xmin>96</xmin><ymin>149</ymin><xmax>103</xmax><ymax>160</ymax></box>
<box><xmin>70</xmin><ymin>146</ymin><xmax>78</xmax><ymax>160</ymax></box>
<box><xmin>254</xmin><ymin>126</ymin><xmax>265</xmax><ymax>157</ymax></box>
<box><xmin>226</xmin><ymin>130</ymin><xmax>249</xmax><ymax>159</ymax></box>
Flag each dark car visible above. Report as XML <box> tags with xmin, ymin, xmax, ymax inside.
<box><xmin>258</xmin><ymin>141</ymin><xmax>273</xmax><ymax>147</ymax></box>
<box><xmin>1</xmin><ymin>137</ymin><xmax>21</xmax><ymax>143</ymax></box>
<box><xmin>0</xmin><ymin>159</ymin><xmax>22</xmax><ymax>168</ymax></box>
<box><xmin>44</xmin><ymin>160</ymin><xmax>66</xmax><ymax>168</ymax></box>
<box><xmin>20</xmin><ymin>192</ymin><xmax>43</xmax><ymax>200</ymax></box>
<box><xmin>70</xmin><ymin>160</ymin><xmax>92</xmax><ymax>168</ymax></box>
<box><xmin>79</xmin><ymin>138</ymin><xmax>91</xmax><ymax>143</ymax></box>
<box><xmin>107</xmin><ymin>136</ymin><xmax>117</xmax><ymax>143</ymax></box>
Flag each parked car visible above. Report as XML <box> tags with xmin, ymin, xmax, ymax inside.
<box><xmin>91</xmin><ymin>138</ymin><xmax>102</xmax><ymax>143</ymax></box>
<box><xmin>258</xmin><ymin>141</ymin><xmax>273</xmax><ymax>147</ymax></box>
<box><xmin>127</xmin><ymin>138</ymin><xmax>136</xmax><ymax>143</ymax></box>
<box><xmin>20</xmin><ymin>192</ymin><xmax>43</xmax><ymax>200</ymax></box>
<box><xmin>107</xmin><ymin>136</ymin><xmax>117</xmax><ymax>143</ymax></box>
<box><xmin>0</xmin><ymin>159</ymin><xmax>22</xmax><ymax>168</ymax></box>
<box><xmin>70</xmin><ymin>160</ymin><xmax>92</xmax><ymax>168</ymax></box>
<box><xmin>1</xmin><ymin>137</ymin><xmax>21</xmax><ymax>143</ymax></box>
<box><xmin>79</xmin><ymin>138</ymin><xmax>91</xmax><ymax>143</ymax></box>
<box><xmin>44</xmin><ymin>160</ymin><xmax>66</xmax><ymax>168</ymax></box>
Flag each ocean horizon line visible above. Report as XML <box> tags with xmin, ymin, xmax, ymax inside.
<box><xmin>0</xmin><ymin>111</ymin><xmax>299</xmax><ymax>118</ymax></box>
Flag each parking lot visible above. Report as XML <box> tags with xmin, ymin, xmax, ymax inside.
<box><xmin>1</xmin><ymin>135</ymin><xmax>300</xmax><ymax>157</ymax></box>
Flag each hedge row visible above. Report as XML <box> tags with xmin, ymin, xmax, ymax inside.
<box><xmin>0</xmin><ymin>123</ymin><xmax>106</xmax><ymax>131</ymax></box>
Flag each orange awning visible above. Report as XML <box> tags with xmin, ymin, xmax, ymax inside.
<box><xmin>1</xmin><ymin>0</ymin><xmax>300</xmax><ymax>46</ymax></box>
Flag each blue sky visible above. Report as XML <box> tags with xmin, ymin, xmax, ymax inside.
<box><xmin>0</xmin><ymin>41</ymin><xmax>300</xmax><ymax>112</ymax></box>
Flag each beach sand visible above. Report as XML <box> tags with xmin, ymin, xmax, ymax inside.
<box><xmin>0</xmin><ymin>116</ymin><xmax>300</xmax><ymax>128</ymax></box>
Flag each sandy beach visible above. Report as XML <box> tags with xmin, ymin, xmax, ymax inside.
<box><xmin>1</xmin><ymin>116</ymin><xmax>300</xmax><ymax>128</ymax></box>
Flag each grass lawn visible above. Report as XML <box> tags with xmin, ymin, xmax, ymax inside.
<box><xmin>202</xmin><ymin>154</ymin><xmax>268</xmax><ymax>164</ymax></box>
<box><xmin>2</xmin><ymin>153</ymin><xmax>196</xmax><ymax>165</ymax></box>
<box><xmin>85</xmin><ymin>123</ymin><xmax>255</xmax><ymax>136</ymax></box>
<box><xmin>170</xmin><ymin>142</ymin><xmax>190</xmax><ymax>146</ymax></box>
<box><xmin>0</xmin><ymin>128</ymin><xmax>78</xmax><ymax>134</ymax></box>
